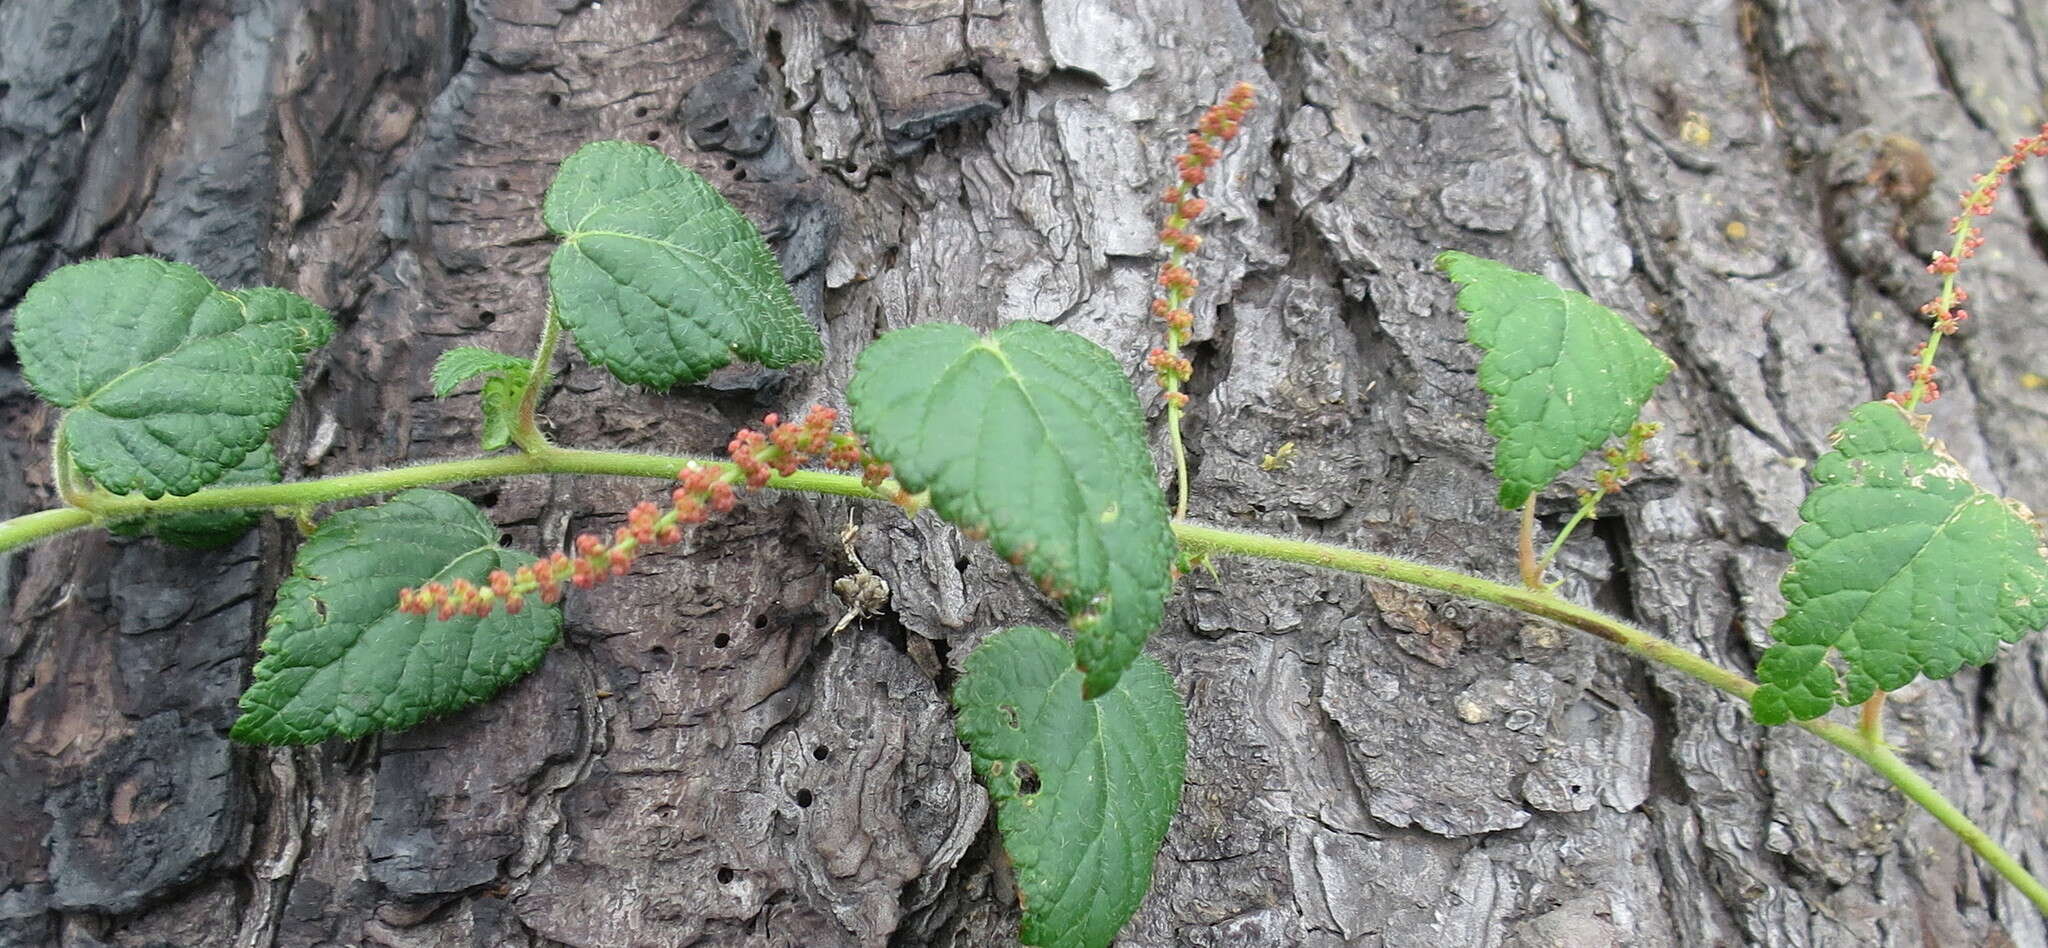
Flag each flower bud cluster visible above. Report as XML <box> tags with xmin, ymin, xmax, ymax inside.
<box><xmin>401</xmin><ymin>406</ymin><xmax>894</xmax><ymax>620</ymax></box>
<box><xmin>1888</xmin><ymin>123</ymin><xmax>2048</xmax><ymax>407</ymax></box>
<box><xmin>729</xmin><ymin>404</ymin><xmax>887</xmax><ymax>489</ymax></box>
<box><xmin>1583</xmin><ymin>421</ymin><xmax>1660</xmax><ymax>499</ymax></box>
<box><xmin>1150</xmin><ymin>82</ymin><xmax>1256</xmax><ymax>410</ymax></box>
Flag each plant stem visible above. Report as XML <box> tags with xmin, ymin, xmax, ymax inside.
<box><xmin>0</xmin><ymin>506</ymin><xmax>94</xmax><ymax>553</ymax></box>
<box><xmin>50</xmin><ymin>428</ymin><xmax>89</xmax><ymax>507</ymax></box>
<box><xmin>1861</xmin><ymin>691</ymin><xmax>1887</xmax><ymax>744</ymax></box>
<box><xmin>0</xmin><ymin>449</ymin><xmax>879</xmax><ymax>556</ymax></box>
<box><xmin>1172</xmin><ymin>521</ymin><xmax>1759</xmax><ymax>697</ymax></box>
<box><xmin>513</xmin><ymin>302</ymin><xmax>564</xmax><ymax>453</ymax></box>
<box><xmin>1537</xmin><ymin>495</ymin><xmax>1598</xmax><ymax>577</ymax></box>
<box><xmin>2</xmin><ymin>455</ymin><xmax>2043</xmax><ymax>914</ymax></box>
<box><xmin>1167</xmin><ymin>400</ymin><xmax>1190</xmax><ymax>520</ymax></box>
<box><xmin>1814</xmin><ymin>715</ymin><xmax>2048</xmax><ymax>914</ymax></box>
<box><xmin>1517</xmin><ymin>495</ymin><xmax>1542</xmax><ymax>589</ymax></box>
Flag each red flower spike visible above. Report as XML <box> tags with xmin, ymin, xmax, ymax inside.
<box><xmin>407</xmin><ymin>403</ymin><xmax>896</xmax><ymax>622</ymax></box>
<box><xmin>704</xmin><ymin>483</ymin><xmax>731</xmax><ymax>511</ymax></box>
<box><xmin>1897</xmin><ymin>122</ymin><xmax>2048</xmax><ymax>408</ymax></box>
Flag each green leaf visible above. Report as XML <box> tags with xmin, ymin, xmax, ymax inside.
<box><xmin>1435</xmin><ymin>251</ymin><xmax>1673</xmax><ymax>508</ymax></box>
<box><xmin>107</xmin><ymin>443</ymin><xmax>280</xmax><ymax>549</ymax></box>
<box><xmin>232</xmin><ymin>489</ymin><xmax>562</xmax><ymax>744</ymax></box>
<box><xmin>431</xmin><ymin>346</ymin><xmax>530</xmax><ymax>397</ymax></box>
<box><xmin>1751</xmin><ymin>402</ymin><xmax>2048</xmax><ymax>724</ymax></box>
<box><xmin>478</xmin><ymin>374</ymin><xmax>523</xmax><ymax>452</ymax></box>
<box><xmin>14</xmin><ymin>257</ymin><xmax>333</xmax><ymax>498</ymax></box>
<box><xmin>847</xmin><ymin>322</ymin><xmax>1175</xmax><ymax>698</ymax></box>
<box><xmin>954</xmin><ymin>626</ymin><xmax>1186</xmax><ymax>948</ymax></box>
<box><xmin>543</xmin><ymin>141</ymin><xmax>823</xmax><ymax>388</ymax></box>
<box><xmin>431</xmin><ymin>346</ymin><xmax>530</xmax><ymax>451</ymax></box>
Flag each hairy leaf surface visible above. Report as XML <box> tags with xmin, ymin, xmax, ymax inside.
<box><xmin>477</xmin><ymin>375</ymin><xmax>524</xmax><ymax>452</ymax></box>
<box><xmin>107</xmin><ymin>443</ymin><xmax>279</xmax><ymax>549</ymax></box>
<box><xmin>14</xmin><ymin>257</ymin><xmax>332</xmax><ymax>497</ymax></box>
<box><xmin>544</xmin><ymin>141</ymin><xmax>822</xmax><ymax>387</ymax></box>
<box><xmin>848</xmin><ymin>321</ymin><xmax>1174</xmax><ymax>698</ymax></box>
<box><xmin>1436</xmin><ymin>251</ymin><xmax>1672</xmax><ymax>508</ymax></box>
<box><xmin>233</xmin><ymin>489</ymin><xmax>562</xmax><ymax>744</ymax></box>
<box><xmin>1752</xmin><ymin>402</ymin><xmax>2048</xmax><ymax>724</ymax></box>
<box><xmin>432</xmin><ymin>346</ymin><xmax>530</xmax><ymax>450</ymax></box>
<box><xmin>431</xmin><ymin>346</ymin><xmax>530</xmax><ymax>397</ymax></box>
<box><xmin>954</xmin><ymin>626</ymin><xmax>1186</xmax><ymax>948</ymax></box>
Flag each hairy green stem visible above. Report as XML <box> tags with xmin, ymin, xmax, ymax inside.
<box><xmin>1166</xmin><ymin>400</ymin><xmax>1190</xmax><ymax>519</ymax></box>
<box><xmin>0</xmin><ymin>506</ymin><xmax>94</xmax><ymax>553</ymax></box>
<box><xmin>1517</xmin><ymin>496</ymin><xmax>1541</xmax><ymax>589</ymax></box>
<box><xmin>1173</xmin><ymin>520</ymin><xmax>2048</xmax><ymax>915</ymax></box>
<box><xmin>50</xmin><ymin>428</ymin><xmax>89</xmax><ymax>508</ymax></box>
<box><xmin>1536</xmin><ymin>495</ymin><xmax>1598</xmax><ymax>577</ymax></box>
<box><xmin>2</xmin><ymin>455</ymin><xmax>2043</xmax><ymax>913</ymax></box>
<box><xmin>1860</xmin><ymin>692</ymin><xmax>1887</xmax><ymax>744</ymax></box>
<box><xmin>513</xmin><ymin>303</ymin><xmax>564</xmax><ymax>452</ymax></box>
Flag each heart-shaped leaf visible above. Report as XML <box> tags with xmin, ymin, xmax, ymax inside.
<box><xmin>14</xmin><ymin>257</ymin><xmax>332</xmax><ymax>498</ymax></box>
<box><xmin>233</xmin><ymin>489</ymin><xmax>562</xmax><ymax>744</ymax></box>
<box><xmin>1751</xmin><ymin>401</ymin><xmax>2048</xmax><ymax>724</ymax></box>
<box><xmin>954</xmin><ymin>626</ymin><xmax>1186</xmax><ymax>948</ymax></box>
<box><xmin>544</xmin><ymin>141</ymin><xmax>822</xmax><ymax>388</ymax></box>
<box><xmin>1436</xmin><ymin>251</ymin><xmax>1672</xmax><ymax>508</ymax></box>
<box><xmin>848</xmin><ymin>321</ymin><xmax>1175</xmax><ymax>698</ymax></box>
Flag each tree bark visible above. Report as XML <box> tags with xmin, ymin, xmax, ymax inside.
<box><xmin>4</xmin><ymin>0</ymin><xmax>2048</xmax><ymax>945</ymax></box>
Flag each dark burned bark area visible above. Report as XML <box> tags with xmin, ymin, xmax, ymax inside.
<box><xmin>4</xmin><ymin>1</ymin><xmax>2048</xmax><ymax>945</ymax></box>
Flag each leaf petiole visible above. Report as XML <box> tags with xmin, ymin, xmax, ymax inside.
<box><xmin>512</xmin><ymin>301</ymin><xmax>563</xmax><ymax>453</ymax></box>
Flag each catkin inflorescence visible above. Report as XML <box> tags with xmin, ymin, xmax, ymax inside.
<box><xmin>1148</xmin><ymin>82</ymin><xmax>1255</xmax><ymax>407</ymax></box>
<box><xmin>398</xmin><ymin>406</ymin><xmax>892</xmax><ymax>620</ymax></box>
<box><xmin>1888</xmin><ymin>123</ymin><xmax>2048</xmax><ymax>407</ymax></box>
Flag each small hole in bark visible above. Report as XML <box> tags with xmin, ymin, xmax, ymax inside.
<box><xmin>794</xmin><ymin>788</ymin><xmax>814</xmax><ymax>808</ymax></box>
<box><xmin>732</xmin><ymin>169</ymin><xmax>747</xmax><ymax>181</ymax></box>
<box><xmin>753</xmin><ymin>614</ymin><xmax>768</xmax><ymax>629</ymax></box>
<box><xmin>1811</xmin><ymin>343</ymin><xmax>1826</xmax><ymax>354</ymax></box>
<box><xmin>716</xmin><ymin>866</ymin><xmax>735</xmax><ymax>883</ymax></box>
<box><xmin>713</xmin><ymin>633</ymin><xmax>731</xmax><ymax>649</ymax></box>
<box><xmin>813</xmin><ymin>745</ymin><xmax>830</xmax><ymax>761</ymax></box>
<box><xmin>634</xmin><ymin>106</ymin><xmax>650</xmax><ymax>118</ymax></box>
<box><xmin>478</xmin><ymin>310</ymin><xmax>497</xmax><ymax>326</ymax></box>
<box><xmin>645</xmin><ymin>129</ymin><xmax>661</xmax><ymax>142</ymax></box>
<box><xmin>1016</xmin><ymin>761</ymin><xmax>1040</xmax><ymax>794</ymax></box>
<box><xmin>954</xmin><ymin>555</ymin><xmax>971</xmax><ymax>571</ymax></box>
<box><xmin>648</xmin><ymin>645</ymin><xmax>673</xmax><ymax>671</ymax></box>
<box><xmin>494</xmin><ymin>178</ymin><xmax>510</xmax><ymax>191</ymax></box>
<box><xmin>546</xmin><ymin>93</ymin><xmax>562</xmax><ymax>108</ymax></box>
<box><xmin>723</xmin><ymin>158</ymin><xmax>737</xmax><ymax>170</ymax></box>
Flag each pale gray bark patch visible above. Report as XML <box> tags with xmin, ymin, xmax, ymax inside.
<box><xmin>3</xmin><ymin>0</ymin><xmax>2048</xmax><ymax>945</ymax></box>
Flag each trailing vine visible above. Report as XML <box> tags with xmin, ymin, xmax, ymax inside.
<box><xmin>4</xmin><ymin>88</ymin><xmax>2048</xmax><ymax>945</ymax></box>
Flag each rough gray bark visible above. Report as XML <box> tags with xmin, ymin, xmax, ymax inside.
<box><xmin>4</xmin><ymin>0</ymin><xmax>2048</xmax><ymax>945</ymax></box>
